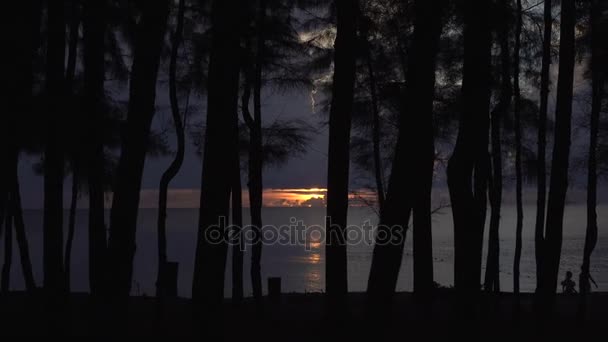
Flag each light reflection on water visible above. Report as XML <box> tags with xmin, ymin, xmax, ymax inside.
<box><xmin>6</xmin><ymin>205</ymin><xmax>607</xmax><ymax>297</ymax></box>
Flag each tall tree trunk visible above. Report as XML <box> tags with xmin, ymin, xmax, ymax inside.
<box><xmin>249</xmin><ymin>0</ymin><xmax>267</xmax><ymax>303</ymax></box>
<box><xmin>44</xmin><ymin>0</ymin><xmax>66</xmax><ymax>296</ymax></box>
<box><xmin>446</xmin><ymin>0</ymin><xmax>491</xmax><ymax>296</ymax></box>
<box><xmin>513</xmin><ymin>0</ymin><xmax>524</xmax><ymax>295</ymax></box>
<box><xmin>107</xmin><ymin>0</ymin><xmax>169</xmax><ymax>299</ymax></box>
<box><xmin>364</xmin><ymin>42</ymin><xmax>385</xmax><ymax>210</ymax></box>
<box><xmin>0</xmin><ymin>0</ymin><xmax>40</xmax><ymax>295</ymax></box>
<box><xmin>64</xmin><ymin>172</ymin><xmax>78</xmax><ymax>292</ymax></box>
<box><xmin>192</xmin><ymin>0</ymin><xmax>243</xmax><ymax>322</ymax></box>
<box><xmin>63</xmin><ymin>1</ymin><xmax>80</xmax><ymax>294</ymax></box>
<box><xmin>231</xmin><ymin>138</ymin><xmax>244</xmax><ymax>303</ymax></box>
<box><xmin>156</xmin><ymin>0</ymin><xmax>186</xmax><ymax>299</ymax></box>
<box><xmin>325</xmin><ymin>0</ymin><xmax>358</xmax><ymax>308</ymax></box>
<box><xmin>11</xmin><ymin>157</ymin><xmax>36</xmax><ymax>292</ymax></box>
<box><xmin>535</xmin><ymin>0</ymin><xmax>552</xmax><ymax>294</ymax></box>
<box><xmin>1</xmin><ymin>209</ymin><xmax>12</xmax><ymax>293</ymax></box>
<box><xmin>542</xmin><ymin>0</ymin><xmax>576</xmax><ymax>297</ymax></box>
<box><xmin>83</xmin><ymin>0</ymin><xmax>108</xmax><ymax>297</ymax></box>
<box><xmin>580</xmin><ymin>0</ymin><xmax>604</xmax><ymax>297</ymax></box>
<box><xmin>485</xmin><ymin>0</ymin><xmax>513</xmax><ymax>294</ymax></box>
<box><xmin>368</xmin><ymin>0</ymin><xmax>444</xmax><ymax>303</ymax></box>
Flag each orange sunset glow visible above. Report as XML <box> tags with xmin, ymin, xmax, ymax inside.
<box><xmin>136</xmin><ymin>188</ymin><xmax>377</xmax><ymax>208</ymax></box>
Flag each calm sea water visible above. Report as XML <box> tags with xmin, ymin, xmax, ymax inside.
<box><xmin>2</xmin><ymin>205</ymin><xmax>607</xmax><ymax>297</ymax></box>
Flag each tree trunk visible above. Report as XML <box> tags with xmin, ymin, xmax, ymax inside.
<box><xmin>64</xmin><ymin>172</ymin><xmax>78</xmax><ymax>293</ymax></box>
<box><xmin>513</xmin><ymin>0</ymin><xmax>524</xmax><ymax>295</ymax></box>
<box><xmin>107</xmin><ymin>0</ymin><xmax>169</xmax><ymax>299</ymax></box>
<box><xmin>485</xmin><ymin>0</ymin><xmax>513</xmax><ymax>294</ymax></box>
<box><xmin>11</xmin><ymin>156</ymin><xmax>36</xmax><ymax>292</ymax></box>
<box><xmin>446</xmin><ymin>0</ymin><xmax>491</xmax><ymax>296</ymax></box>
<box><xmin>542</xmin><ymin>0</ymin><xmax>576</xmax><ymax>297</ymax></box>
<box><xmin>156</xmin><ymin>0</ymin><xmax>186</xmax><ymax>299</ymax></box>
<box><xmin>231</xmin><ymin>136</ymin><xmax>244</xmax><ymax>303</ymax></box>
<box><xmin>192</xmin><ymin>0</ymin><xmax>243</xmax><ymax>322</ymax></box>
<box><xmin>580</xmin><ymin>0</ymin><xmax>604</xmax><ymax>297</ymax></box>
<box><xmin>535</xmin><ymin>0</ymin><xmax>552</xmax><ymax>294</ymax></box>
<box><xmin>0</xmin><ymin>0</ymin><xmax>40</xmax><ymax>295</ymax></box>
<box><xmin>325</xmin><ymin>0</ymin><xmax>358</xmax><ymax>308</ymax></box>
<box><xmin>1</xmin><ymin>209</ymin><xmax>12</xmax><ymax>293</ymax></box>
<box><xmin>364</xmin><ymin>42</ymin><xmax>385</xmax><ymax>210</ymax></box>
<box><xmin>83</xmin><ymin>0</ymin><xmax>108</xmax><ymax>297</ymax></box>
<box><xmin>44</xmin><ymin>0</ymin><xmax>66</xmax><ymax>296</ymax></box>
<box><xmin>368</xmin><ymin>0</ymin><xmax>444</xmax><ymax>303</ymax></box>
<box><xmin>249</xmin><ymin>0</ymin><xmax>267</xmax><ymax>303</ymax></box>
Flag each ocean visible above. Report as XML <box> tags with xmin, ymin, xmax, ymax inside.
<box><xmin>3</xmin><ymin>205</ymin><xmax>607</xmax><ymax>297</ymax></box>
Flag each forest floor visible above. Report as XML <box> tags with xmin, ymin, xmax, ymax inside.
<box><xmin>1</xmin><ymin>291</ymin><xmax>606</xmax><ymax>340</ymax></box>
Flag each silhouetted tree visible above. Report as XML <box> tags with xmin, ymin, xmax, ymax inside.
<box><xmin>368</xmin><ymin>0</ymin><xmax>445</xmax><ymax>303</ymax></box>
<box><xmin>542</xmin><ymin>0</ymin><xmax>576</xmax><ymax>297</ymax></box>
<box><xmin>107</xmin><ymin>0</ymin><xmax>169</xmax><ymax>300</ymax></box>
<box><xmin>82</xmin><ymin>0</ymin><xmax>108</xmax><ymax>297</ymax></box>
<box><xmin>580</xmin><ymin>0</ymin><xmax>606</xmax><ymax>297</ymax></box>
<box><xmin>44</xmin><ymin>0</ymin><xmax>67</xmax><ymax>296</ymax></box>
<box><xmin>447</xmin><ymin>0</ymin><xmax>491</xmax><ymax>295</ymax></box>
<box><xmin>325</xmin><ymin>0</ymin><xmax>358</xmax><ymax>308</ymax></box>
<box><xmin>485</xmin><ymin>0</ymin><xmax>513</xmax><ymax>294</ymax></box>
<box><xmin>156</xmin><ymin>0</ymin><xmax>186</xmax><ymax>299</ymax></box>
<box><xmin>535</xmin><ymin>0</ymin><xmax>552</xmax><ymax>293</ymax></box>
<box><xmin>513</xmin><ymin>0</ymin><xmax>524</xmax><ymax>295</ymax></box>
<box><xmin>192</xmin><ymin>0</ymin><xmax>244</xmax><ymax>324</ymax></box>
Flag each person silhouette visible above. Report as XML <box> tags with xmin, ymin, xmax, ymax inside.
<box><xmin>561</xmin><ymin>271</ymin><xmax>577</xmax><ymax>294</ymax></box>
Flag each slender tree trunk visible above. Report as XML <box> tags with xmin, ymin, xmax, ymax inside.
<box><xmin>580</xmin><ymin>0</ymin><xmax>604</xmax><ymax>297</ymax></box>
<box><xmin>447</xmin><ymin>0</ymin><xmax>491</xmax><ymax>296</ymax></box>
<box><xmin>156</xmin><ymin>0</ymin><xmax>186</xmax><ymax>299</ymax></box>
<box><xmin>542</xmin><ymin>0</ymin><xmax>576</xmax><ymax>297</ymax></box>
<box><xmin>326</xmin><ymin>0</ymin><xmax>358</xmax><ymax>308</ymax></box>
<box><xmin>368</xmin><ymin>0</ymin><xmax>444</xmax><ymax>303</ymax></box>
<box><xmin>513</xmin><ymin>0</ymin><xmax>524</xmax><ymax>295</ymax></box>
<box><xmin>192</xmin><ymin>0</ymin><xmax>243</xmax><ymax>323</ymax></box>
<box><xmin>364</xmin><ymin>43</ymin><xmax>385</xmax><ymax>209</ymax></box>
<box><xmin>1</xmin><ymin>209</ymin><xmax>12</xmax><ymax>293</ymax></box>
<box><xmin>11</xmin><ymin>157</ymin><xmax>36</xmax><ymax>292</ymax></box>
<box><xmin>249</xmin><ymin>0</ymin><xmax>267</xmax><ymax>303</ymax></box>
<box><xmin>485</xmin><ymin>0</ymin><xmax>512</xmax><ymax>294</ymax></box>
<box><xmin>231</xmin><ymin>140</ymin><xmax>244</xmax><ymax>303</ymax></box>
<box><xmin>64</xmin><ymin>172</ymin><xmax>78</xmax><ymax>293</ymax></box>
<box><xmin>107</xmin><ymin>0</ymin><xmax>169</xmax><ymax>299</ymax></box>
<box><xmin>66</xmin><ymin>0</ymin><xmax>80</xmax><ymax>92</ymax></box>
<box><xmin>83</xmin><ymin>0</ymin><xmax>108</xmax><ymax>297</ymax></box>
<box><xmin>535</xmin><ymin>0</ymin><xmax>552</xmax><ymax>293</ymax></box>
<box><xmin>44</xmin><ymin>0</ymin><xmax>66</xmax><ymax>296</ymax></box>
<box><xmin>0</xmin><ymin>0</ymin><xmax>40</xmax><ymax>295</ymax></box>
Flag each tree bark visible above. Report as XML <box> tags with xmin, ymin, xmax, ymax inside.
<box><xmin>326</xmin><ymin>0</ymin><xmax>358</xmax><ymax>308</ymax></box>
<box><xmin>535</xmin><ymin>0</ymin><xmax>552</xmax><ymax>293</ymax></box>
<box><xmin>107</xmin><ymin>0</ymin><xmax>169</xmax><ymax>299</ymax></box>
<box><xmin>156</xmin><ymin>0</ymin><xmax>186</xmax><ymax>299</ymax></box>
<box><xmin>44</xmin><ymin>0</ymin><xmax>67</xmax><ymax>296</ymax></box>
<box><xmin>513</xmin><ymin>0</ymin><xmax>524</xmax><ymax>295</ymax></box>
<box><xmin>542</xmin><ymin>0</ymin><xmax>576</xmax><ymax>297</ymax></box>
<box><xmin>83</xmin><ymin>0</ymin><xmax>108</xmax><ymax>297</ymax></box>
<box><xmin>446</xmin><ymin>0</ymin><xmax>491</xmax><ymax>296</ymax></box>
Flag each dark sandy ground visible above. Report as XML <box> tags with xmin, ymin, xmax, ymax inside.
<box><xmin>1</xmin><ymin>291</ymin><xmax>606</xmax><ymax>340</ymax></box>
